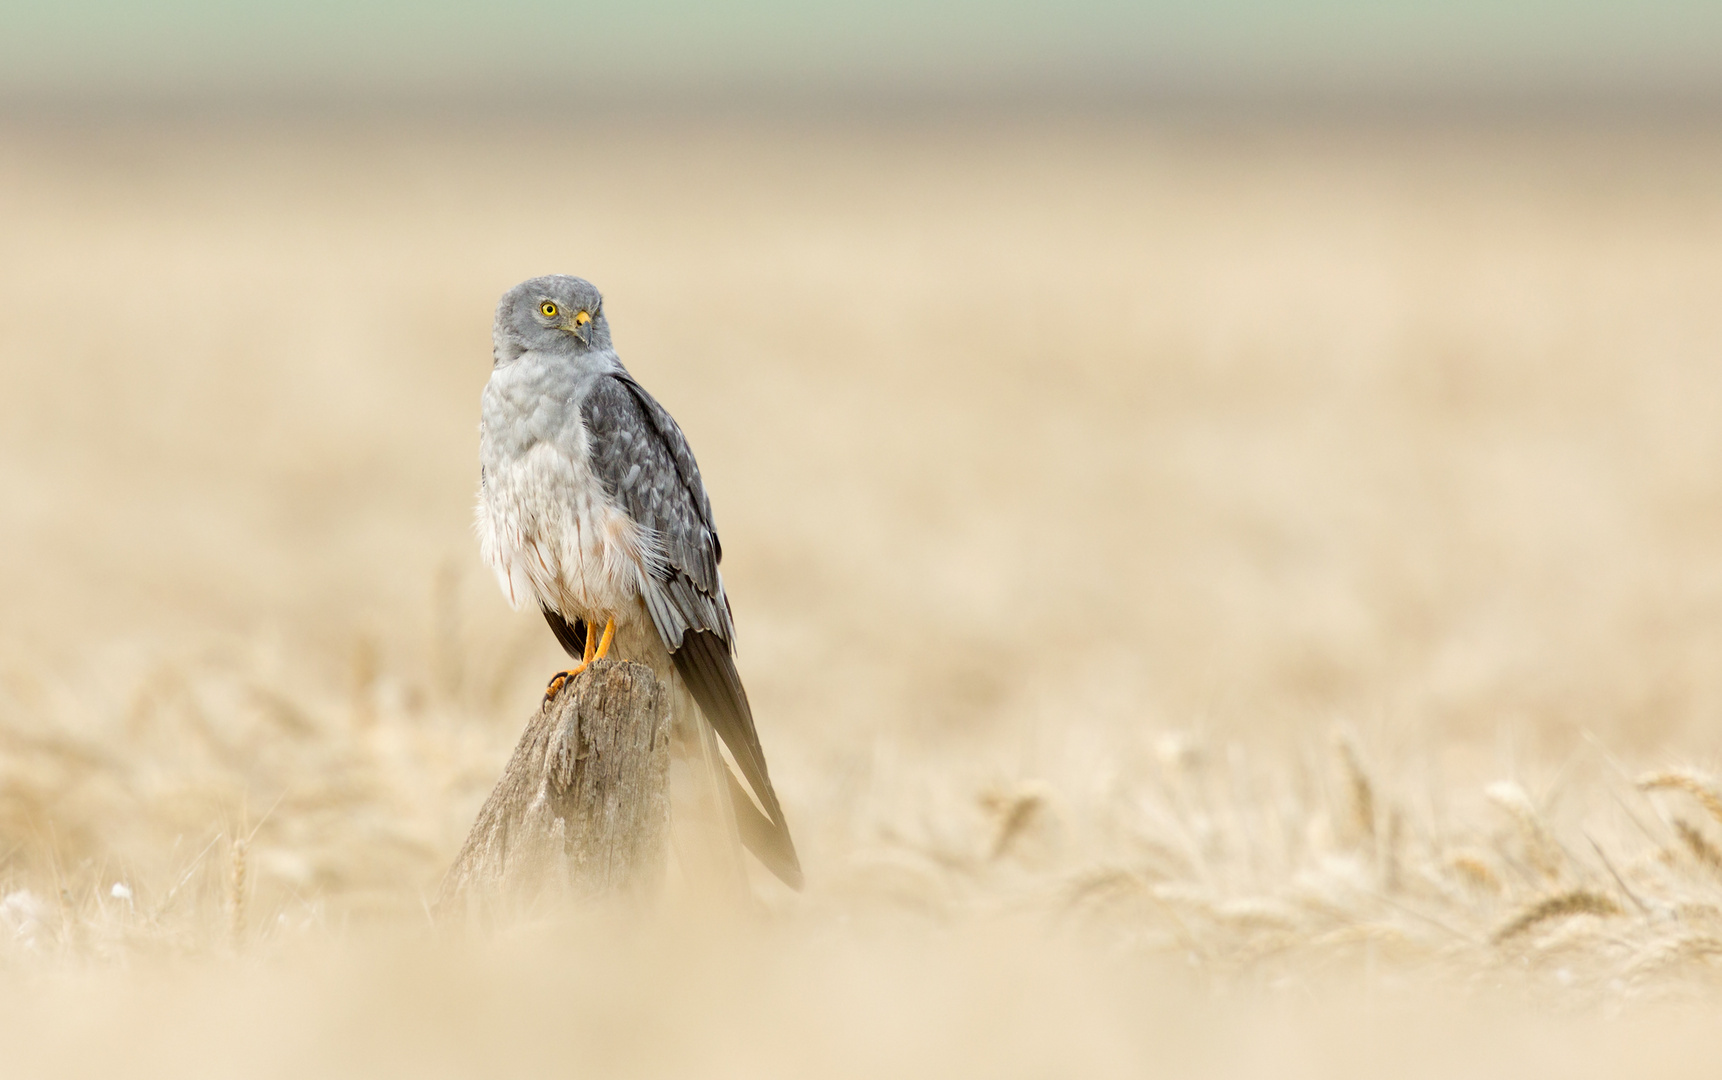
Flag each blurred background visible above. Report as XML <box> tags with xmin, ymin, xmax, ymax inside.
<box><xmin>5</xmin><ymin>0</ymin><xmax>1722</xmax><ymax>105</ymax></box>
<box><xmin>4</xmin><ymin>2</ymin><xmax>1722</xmax><ymax>1076</ymax></box>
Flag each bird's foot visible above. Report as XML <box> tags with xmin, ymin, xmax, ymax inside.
<box><xmin>542</xmin><ymin>619</ymin><xmax>615</xmax><ymax>702</ymax></box>
<box><xmin>544</xmin><ymin>662</ymin><xmax>589</xmax><ymax>701</ymax></box>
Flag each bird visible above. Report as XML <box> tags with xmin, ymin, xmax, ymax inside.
<box><xmin>476</xmin><ymin>275</ymin><xmax>802</xmax><ymax>889</ymax></box>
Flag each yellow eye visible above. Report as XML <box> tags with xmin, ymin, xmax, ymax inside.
<box><xmin>573</xmin><ymin>310</ymin><xmax>592</xmax><ymax>326</ymax></box>
<box><xmin>539</xmin><ymin>301</ymin><xmax>559</xmax><ymax>318</ymax></box>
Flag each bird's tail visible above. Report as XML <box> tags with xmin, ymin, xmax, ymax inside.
<box><xmin>673</xmin><ymin>629</ymin><xmax>803</xmax><ymax>890</ymax></box>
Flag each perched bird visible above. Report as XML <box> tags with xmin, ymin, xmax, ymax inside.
<box><xmin>476</xmin><ymin>275</ymin><xmax>802</xmax><ymax>888</ymax></box>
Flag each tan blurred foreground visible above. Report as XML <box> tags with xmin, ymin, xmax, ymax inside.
<box><xmin>3</xmin><ymin>112</ymin><xmax>1722</xmax><ymax>1075</ymax></box>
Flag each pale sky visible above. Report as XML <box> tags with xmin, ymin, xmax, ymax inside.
<box><xmin>3</xmin><ymin>0</ymin><xmax>1720</xmax><ymax>102</ymax></box>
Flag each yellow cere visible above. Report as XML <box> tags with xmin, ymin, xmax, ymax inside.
<box><xmin>574</xmin><ymin>310</ymin><xmax>592</xmax><ymax>326</ymax></box>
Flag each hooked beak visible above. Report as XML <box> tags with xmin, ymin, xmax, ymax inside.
<box><xmin>563</xmin><ymin>309</ymin><xmax>593</xmax><ymax>343</ymax></box>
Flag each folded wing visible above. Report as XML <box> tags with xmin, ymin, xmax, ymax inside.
<box><xmin>579</xmin><ymin>374</ymin><xmax>803</xmax><ymax>888</ymax></box>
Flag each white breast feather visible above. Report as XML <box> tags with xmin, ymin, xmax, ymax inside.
<box><xmin>478</xmin><ymin>439</ymin><xmax>659</xmax><ymax>621</ymax></box>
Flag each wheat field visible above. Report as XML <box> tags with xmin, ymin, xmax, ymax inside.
<box><xmin>3</xmin><ymin>111</ymin><xmax>1722</xmax><ymax>1076</ymax></box>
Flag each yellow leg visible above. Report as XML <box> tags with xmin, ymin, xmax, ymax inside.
<box><xmin>544</xmin><ymin>618</ymin><xmax>614</xmax><ymax>701</ymax></box>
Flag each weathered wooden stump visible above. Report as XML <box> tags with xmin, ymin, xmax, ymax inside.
<box><xmin>436</xmin><ymin>659</ymin><xmax>673</xmax><ymax>917</ymax></box>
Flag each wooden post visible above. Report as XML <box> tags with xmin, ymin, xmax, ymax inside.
<box><xmin>436</xmin><ymin>659</ymin><xmax>673</xmax><ymax>918</ymax></box>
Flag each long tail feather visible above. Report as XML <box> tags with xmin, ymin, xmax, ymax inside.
<box><xmin>674</xmin><ymin>630</ymin><xmax>803</xmax><ymax>888</ymax></box>
<box><xmin>727</xmin><ymin>771</ymin><xmax>804</xmax><ymax>889</ymax></box>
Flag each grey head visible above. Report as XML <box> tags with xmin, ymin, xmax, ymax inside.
<box><xmin>493</xmin><ymin>275</ymin><xmax>614</xmax><ymax>365</ymax></box>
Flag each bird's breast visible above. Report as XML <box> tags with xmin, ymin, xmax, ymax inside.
<box><xmin>478</xmin><ymin>371</ymin><xmax>646</xmax><ymax>621</ymax></box>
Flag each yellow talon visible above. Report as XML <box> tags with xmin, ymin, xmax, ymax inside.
<box><xmin>544</xmin><ymin>662</ymin><xmax>587</xmax><ymax>701</ymax></box>
<box><xmin>593</xmin><ymin>618</ymin><xmax>615</xmax><ymax>660</ymax></box>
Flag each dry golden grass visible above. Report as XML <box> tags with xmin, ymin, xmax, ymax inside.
<box><xmin>4</xmin><ymin>112</ymin><xmax>1722</xmax><ymax>1075</ymax></box>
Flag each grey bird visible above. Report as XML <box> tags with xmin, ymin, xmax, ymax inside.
<box><xmin>477</xmin><ymin>274</ymin><xmax>802</xmax><ymax>888</ymax></box>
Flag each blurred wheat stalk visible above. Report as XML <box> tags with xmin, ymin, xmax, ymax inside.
<box><xmin>6</xmin><ymin>608</ymin><xmax>1722</xmax><ymax>1005</ymax></box>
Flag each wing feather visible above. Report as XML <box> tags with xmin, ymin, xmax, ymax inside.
<box><xmin>579</xmin><ymin>374</ymin><xmax>801</xmax><ymax>887</ymax></box>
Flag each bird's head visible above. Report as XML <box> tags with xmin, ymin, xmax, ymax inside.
<box><xmin>493</xmin><ymin>275</ymin><xmax>612</xmax><ymax>363</ymax></box>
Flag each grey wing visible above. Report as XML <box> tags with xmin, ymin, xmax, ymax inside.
<box><xmin>582</xmin><ymin>374</ymin><xmax>731</xmax><ymax>649</ymax></box>
<box><xmin>581</xmin><ymin>374</ymin><xmax>802</xmax><ymax>888</ymax></box>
